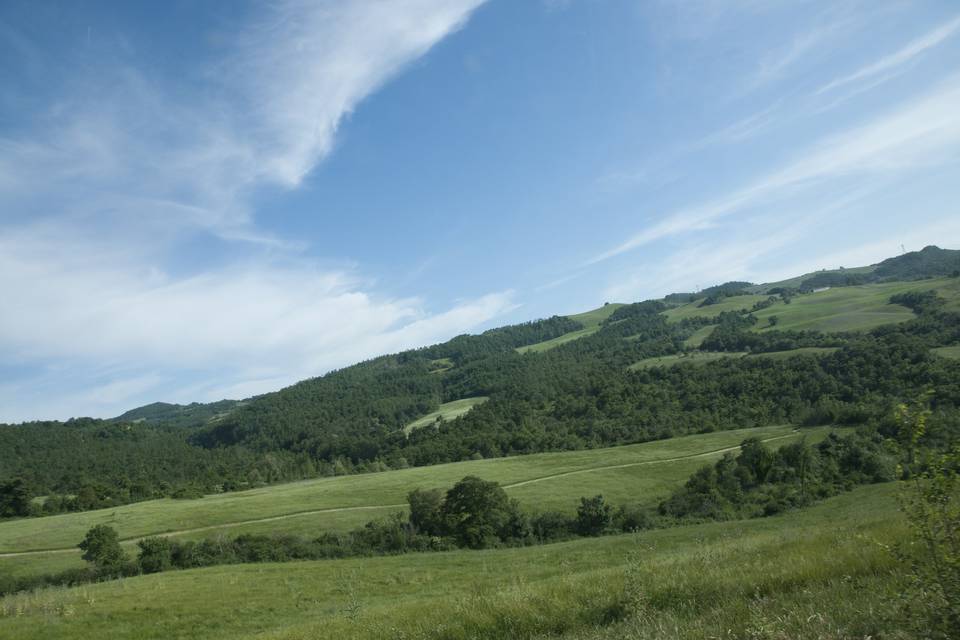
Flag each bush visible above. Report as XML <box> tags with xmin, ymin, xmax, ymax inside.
<box><xmin>137</xmin><ymin>537</ymin><xmax>173</xmax><ymax>573</ymax></box>
<box><xmin>441</xmin><ymin>476</ymin><xmax>513</xmax><ymax>549</ymax></box>
<box><xmin>78</xmin><ymin>525</ymin><xmax>126</xmax><ymax>571</ymax></box>
<box><xmin>615</xmin><ymin>504</ymin><xmax>652</xmax><ymax>532</ymax></box>
<box><xmin>576</xmin><ymin>495</ymin><xmax>613</xmax><ymax>536</ymax></box>
<box><xmin>531</xmin><ymin>511</ymin><xmax>575</xmax><ymax>542</ymax></box>
<box><xmin>407</xmin><ymin>488</ymin><xmax>445</xmax><ymax>536</ymax></box>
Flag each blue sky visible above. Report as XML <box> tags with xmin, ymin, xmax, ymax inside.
<box><xmin>1</xmin><ymin>0</ymin><xmax>959</xmax><ymax>422</ymax></box>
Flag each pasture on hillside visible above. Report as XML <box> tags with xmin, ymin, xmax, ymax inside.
<box><xmin>403</xmin><ymin>397</ymin><xmax>489</xmax><ymax>434</ymax></box>
<box><xmin>628</xmin><ymin>347</ymin><xmax>841</xmax><ymax>370</ymax></box>
<box><xmin>749</xmin><ymin>279</ymin><xmax>957</xmax><ymax>332</ymax></box>
<box><xmin>661</xmin><ymin>277</ymin><xmax>959</xmax><ymax>332</ymax></box>
<box><xmin>0</xmin><ymin>484</ymin><xmax>906</xmax><ymax>640</ymax></box>
<box><xmin>0</xmin><ymin>425</ymin><xmax>830</xmax><ymax>577</ymax></box>
<box><xmin>934</xmin><ymin>345</ymin><xmax>960</xmax><ymax>360</ymax></box>
<box><xmin>516</xmin><ymin>304</ymin><xmax>624</xmax><ymax>353</ymax></box>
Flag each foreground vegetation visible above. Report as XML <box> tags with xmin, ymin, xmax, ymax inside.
<box><xmin>0</xmin><ymin>425</ymin><xmax>818</xmax><ymax>578</ymax></box>
<box><xmin>0</xmin><ymin>484</ymin><xmax>912</xmax><ymax>639</ymax></box>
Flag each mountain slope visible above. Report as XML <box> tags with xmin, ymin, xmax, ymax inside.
<box><xmin>2</xmin><ymin>248</ymin><xmax>959</xmax><ymax>508</ymax></box>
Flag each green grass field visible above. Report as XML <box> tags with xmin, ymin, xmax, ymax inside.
<box><xmin>682</xmin><ymin>324</ymin><xmax>715</xmax><ymax>347</ymax></box>
<box><xmin>427</xmin><ymin>357</ymin><xmax>454</xmax><ymax>374</ymax></box>
<box><xmin>662</xmin><ymin>295</ymin><xmax>770</xmax><ymax>322</ymax></box>
<box><xmin>0</xmin><ymin>425</ymin><xmax>831</xmax><ymax>578</ymax></box>
<box><xmin>517</xmin><ymin>304</ymin><xmax>624</xmax><ymax>354</ymax></box>
<box><xmin>629</xmin><ymin>347</ymin><xmax>840</xmax><ymax>370</ymax></box>
<box><xmin>661</xmin><ymin>277</ymin><xmax>959</xmax><ymax>333</ymax></box>
<box><xmin>750</xmin><ymin>265</ymin><xmax>877</xmax><ymax>293</ymax></box>
<box><xmin>748</xmin><ymin>346</ymin><xmax>840</xmax><ymax>360</ymax></box>
<box><xmin>403</xmin><ymin>397</ymin><xmax>488</xmax><ymax>434</ymax></box>
<box><xmin>0</xmin><ymin>483</ymin><xmax>906</xmax><ymax>640</ymax></box>
<box><xmin>933</xmin><ymin>345</ymin><xmax>960</xmax><ymax>360</ymax></box>
<box><xmin>750</xmin><ymin>280</ymin><xmax>936</xmax><ymax>332</ymax></box>
<box><xmin>628</xmin><ymin>352</ymin><xmax>745</xmax><ymax>370</ymax></box>
<box><xmin>520</xmin><ymin>277</ymin><xmax>960</xmax><ymax>356</ymax></box>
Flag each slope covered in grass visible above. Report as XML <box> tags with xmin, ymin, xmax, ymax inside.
<box><xmin>0</xmin><ymin>426</ymin><xmax>829</xmax><ymax>576</ymax></box>
<box><xmin>628</xmin><ymin>352</ymin><xmax>745</xmax><ymax>370</ymax></box>
<box><xmin>516</xmin><ymin>304</ymin><xmax>624</xmax><ymax>353</ymax></box>
<box><xmin>934</xmin><ymin>345</ymin><xmax>960</xmax><ymax>360</ymax></box>
<box><xmin>403</xmin><ymin>397</ymin><xmax>489</xmax><ymax>434</ymax></box>
<box><xmin>749</xmin><ymin>280</ymin><xmax>942</xmax><ymax>332</ymax></box>
<box><xmin>662</xmin><ymin>295</ymin><xmax>769</xmax><ymax>322</ymax></box>
<box><xmin>662</xmin><ymin>277</ymin><xmax>960</xmax><ymax>332</ymax></box>
<box><xmin>0</xmin><ymin>483</ymin><xmax>904</xmax><ymax>640</ymax></box>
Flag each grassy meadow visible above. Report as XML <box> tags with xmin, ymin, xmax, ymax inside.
<box><xmin>0</xmin><ymin>425</ymin><xmax>829</xmax><ymax>577</ymax></box>
<box><xmin>682</xmin><ymin>324</ymin><xmax>716</xmax><ymax>347</ymax></box>
<box><xmin>662</xmin><ymin>295</ymin><xmax>771</xmax><ymax>322</ymax></box>
<box><xmin>934</xmin><ymin>345</ymin><xmax>960</xmax><ymax>360</ymax></box>
<box><xmin>0</xmin><ymin>483</ymin><xmax>907</xmax><ymax>640</ymax></box>
<box><xmin>660</xmin><ymin>276</ymin><xmax>959</xmax><ymax>332</ymax></box>
<box><xmin>512</xmin><ymin>278</ymin><xmax>959</xmax><ymax>356</ymax></box>
<box><xmin>403</xmin><ymin>397</ymin><xmax>489</xmax><ymax>434</ymax></box>
<box><xmin>629</xmin><ymin>347</ymin><xmax>841</xmax><ymax>370</ymax></box>
<box><xmin>516</xmin><ymin>304</ymin><xmax>623</xmax><ymax>354</ymax></box>
<box><xmin>628</xmin><ymin>351</ymin><xmax>745</xmax><ymax>370</ymax></box>
<box><xmin>749</xmin><ymin>265</ymin><xmax>877</xmax><ymax>293</ymax></box>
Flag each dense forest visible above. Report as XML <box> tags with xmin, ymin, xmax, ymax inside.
<box><xmin>1</xmin><ymin>247</ymin><xmax>958</xmax><ymax>516</ymax></box>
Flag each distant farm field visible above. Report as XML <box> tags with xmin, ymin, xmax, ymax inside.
<box><xmin>683</xmin><ymin>324</ymin><xmax>716</xmax><ymax>347</ymax></box>
<box><xmin>0</xmin><ymin>425</ymin><xmax>830</xmax><ymax>577</ymax></box>
<box><xmin>629</xmin><ymin>347</ymin><xmax>840</xmax><ymax>370</ymax></box>
<box><xmin>934</xmin><ymin>345</ymin><xmax>960</xmax><ymax>360</ymax></box>
<box><xmin>403</xmin><ymin>397</ymin><xmax>488</xmax><ymax>434</ymax></box>
<box><xmin>661</xmin><ymin>277</ymin><xmax>959</xmax><ymax>333</ymax></box>
<box><xmin>0</xmin><ymin>483</ymin><xmax>904</xmax><ymax>640</ymax></box>
<box><xmin>517</xmin><ymin>304</ymin><xmax>623</xmax><ymax>353</ymax></box>
<box><xmin>662</xmin><ymin>295</ymin><xmax>770</xmax><ymax>322</ymax></box>
<box><xmin>628</xmin><ymin>351</ymin><xmax>745</xmax><ymax>370</ymax></box>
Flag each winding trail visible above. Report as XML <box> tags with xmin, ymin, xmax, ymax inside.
<box><xmin>0</xmin><ymin>431</ymin><xmax>798</xmax><ymax>559</ymax></box>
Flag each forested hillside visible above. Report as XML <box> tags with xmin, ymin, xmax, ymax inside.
<box><xmin>2</xmin><ymin>247</ymin><xmax>959</xmax><ymax>515</ymax></box>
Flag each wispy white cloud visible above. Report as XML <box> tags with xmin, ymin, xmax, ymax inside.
<box><xmin>589</xmin><ymin>75</ymin><xmax>960</xmax><ymax>264</ymax></box>
<box><xmin>0</xmin><ymin>222</ymin><xmax>515</xmax><ymax>421</ymax></box>
<box><xmin>0</xmin><ymin>0</ymin><xmax>488</xmax><ymax>240</ymax></box>
<box><xmin>692</xmin><ymin>100</ymin><xmax>784</xmax><ymax>148</ymax></box>
<box><xmin>599</xmin><ymin>185</ymin><xmax>876</xmax><ymax>302</ymax></box>
<box><xmin>229</xmin><ymin>0</ymin><xmax>486</xmax><ymax>188</ymax></box>
<box><xmin>815</xmin><ymin>14</ymin><xmax>960</xmax><ymax>96</ymax></box>
<box><xmin>600</xmin><ymin>227</ymin><xmax>806</xmax><ymax>303</ymax></box>
<box><xmin>0</xmin><ymin>0</ymin><xmax>498</xmax><ymax>421</ymax></box>
<box><xmin>749</xmin><ymin>20</ymin><xmax>843</xmax><ymax>89</ymax></box>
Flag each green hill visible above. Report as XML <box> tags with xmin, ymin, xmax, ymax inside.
<box><xmin>0</xmin><ymin>483</ymin><xmax>905</xmax><ymax>640</ymax></box>
<box><xmin>0</xmin><ymin>425</ymin><xmax>824</xmax><ymax>578</ymax></box>
<box><xmin>2</xmin><ymin>247</ymin><xmax>959</xmax><ymax>533</ymax></box>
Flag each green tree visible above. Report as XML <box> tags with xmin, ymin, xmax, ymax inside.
<box><xmin>576</xmin><ymin>495</ymin><xmax>613</xmax><ymax>536</ymax></box>
<box><xmin>407</xmin><ymin>488</ymin><xmax>445</xmax><ymax>536</ymax></box>
<box><xmin>897</xmin><ymin>399</ymin><xmax>960</xmax><ymax>638</ymax></box>
<box><xmin>78</xmin><ymin>524</ymin><xmax>126</xmax><ymax>571</ymax></box>
<box><xmin>0</xmin><ymin>478</ymin><xmax>32</xmax><ymax>518</ymax></box>
<box><xmin>137</xmin><ymin>536</ymin><xmax>173</xmax><ymax>574</ymax></box>
<box><xmin>440</xmin><ymin>476</ymin><xmax>511</xmax><ymax>548</ymax></box>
